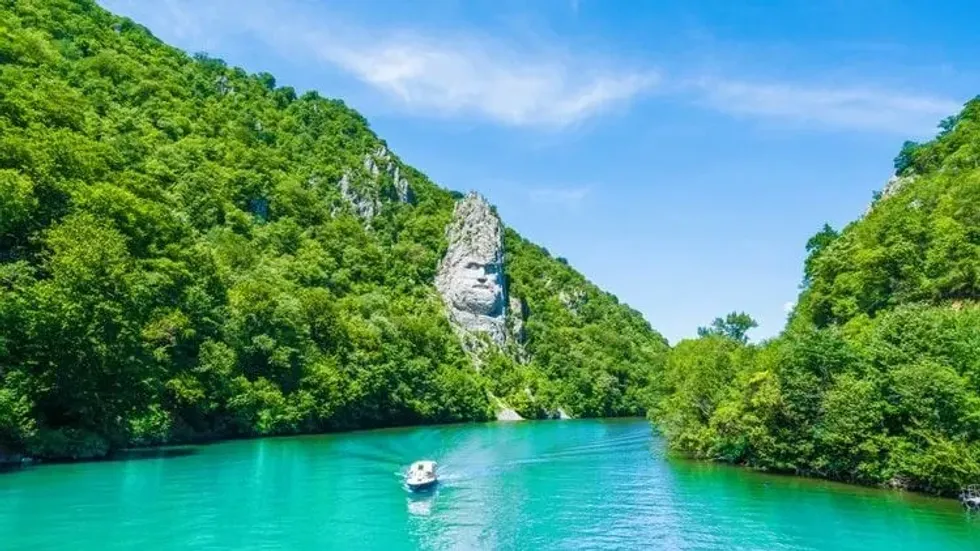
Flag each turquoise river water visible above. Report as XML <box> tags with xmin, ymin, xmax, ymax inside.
<box><xmin>1</xmin><ymin>418</ymin><xmax>978</xmax><ymax>550</ymax></box>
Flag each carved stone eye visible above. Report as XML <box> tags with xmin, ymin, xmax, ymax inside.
<box><xmin>465</xmin><ymin>262</ymin><xmax>481</xmax><ymax>269</ymax></box>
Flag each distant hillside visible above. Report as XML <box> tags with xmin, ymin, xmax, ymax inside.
<box><xmin>653</xmin><ymin>97</ymin><xmax>980</xmax><ymax>496</ymax></box>
<box><xmin>0</xmin><ymin>0</ymin><xmax>667</xmax><ymax>460</ymax></box>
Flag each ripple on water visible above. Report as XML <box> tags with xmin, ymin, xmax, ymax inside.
<box><xmin>1</xmin><ymin>419</ymin><xmax>979</xmax><ymax>550</ymax></box>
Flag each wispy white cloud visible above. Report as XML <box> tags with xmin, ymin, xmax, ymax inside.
<box><xmin>309</xmin><ymin>33</ymin><xmax>658</xmax><ymax>128</ymax></box>
<box><xmin>103</xmin><ymin>0</ymin><xmax>657</xmax><ymax>129</ymax></box>
<box><xmin>689</xmin><ymin>77</ymin><xmax>960</xmax><ymax>135</ymax></box>
<box><xmin>783</xmin><ymin>300</ymin><xmax>796</xmax><ymax>314</ymax></box>
<box><xmin>527</xmin><ymin>186</ymin><xmax>591</xmax><ymax>210</ymax></box>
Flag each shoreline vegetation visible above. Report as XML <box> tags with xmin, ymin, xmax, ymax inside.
<box><xmin>662</xmin><ymin>440</ymin><xmax>973</xmax><ymax>509</ymax></box>
<box><xmin>651</xmin><ymin>100</ymin><xmax>980</xmax><ymax>499</ymax></box>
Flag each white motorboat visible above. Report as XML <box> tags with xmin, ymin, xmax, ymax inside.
<box><xmin>406</xmin><ymin>460</ymin><xmax>438</xmax><ymax>491</ymax></box>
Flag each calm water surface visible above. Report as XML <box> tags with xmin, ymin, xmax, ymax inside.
<box><xmin>1</xmin><ymin>419</ymin><xmax>977</xmax><ymax>550</ymax></box>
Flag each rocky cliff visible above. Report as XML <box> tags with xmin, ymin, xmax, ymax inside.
<box><xmin>435</xmin><ymin>192</ymin><xmax>509</xmax><ymax>351</ymax></box>
<box><xmin>338</xmin><ymin>145</ymin><xmax>414</xmax><ymax>220</ymax></box>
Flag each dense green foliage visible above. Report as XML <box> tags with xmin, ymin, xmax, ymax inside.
<box><xmin>654</xmin><ymin>98</ymin><xmax>980</xmax><ymax>496</ymax></box>
<box><xmin>0</xmin><ymin>0</ymin><xmax>666</xmax><ymax>460</ymax></box>
<box><xmin>495</xmin><ymin>233</ymin><xmax>668</xmax><ymax>419</ymax></box>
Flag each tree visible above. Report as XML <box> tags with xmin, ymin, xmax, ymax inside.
<box><xmin>802</xmin><ymin>223</ymin><xmax>838</xmax><ymax>287</ymax></box>
<box><xmin>893</xmin><ymin>140</ymin><xmax>920</xmax><ymax>175</ymax></box>
<box><xmin>697</xmin><ymin>312</ymin><xmax>758</xmax><ymax>344</ymax></box>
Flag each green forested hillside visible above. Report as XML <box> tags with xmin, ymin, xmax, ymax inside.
<box><xmin>653</xmin><ymin>98</ymin><xmax>980</xmax><ymax>496</ymax></box>
<box><xmin>0</xmin><ymin>0</ymin><xmax>667</xmax><ymax>460</ymax></box>
<box><xmin>500</xmin><ymin>232</ymin><xmax>667</xmax><ymax>417</ymax></box>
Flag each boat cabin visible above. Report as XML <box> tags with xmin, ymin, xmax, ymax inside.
<box><xmin>410</xmin><ymin>461</ymin><xmax>436</xmax><ymax>476</ymax></box>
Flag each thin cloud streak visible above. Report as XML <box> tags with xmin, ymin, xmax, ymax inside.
<box><xmin>689</xmin><ymin>77</ymin><xmax>961</xmax><ymax>136</ymax></box>
<box><xmin>312</xmin><ymin>33</ymin><xmax>659</xmax><ymax>128</ymax></box>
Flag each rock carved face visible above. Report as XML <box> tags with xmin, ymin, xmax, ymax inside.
<box><xmin>435</xmin><ymin>193</ymin><xmax>507</xmax><ymax>332</ymax></box>
<box><xmin>450</xmin><ymin>256</ymin><xmax>503</xmax><ymax>315</ymax></box>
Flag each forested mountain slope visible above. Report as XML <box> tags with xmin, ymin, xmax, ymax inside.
<box><xmin>0</xmin><ymin>0</ymin><xmax>667</xmax><ymax>460</ymax></box>
<box><xmin>653</xmin><ymin>97</ymin><xmax>980</xmax><ymax>496</ymax></box>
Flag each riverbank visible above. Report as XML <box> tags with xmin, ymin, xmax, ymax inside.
<box><xmin>0</xmin><ymin>414</ymin><xmax>596</xmax><ymax>470</ymax></box>
<box><xmin>650</xmin><ymin>419</ymin><xmax>976</xmax><ymax>503</ymax></box>
<box><xmin>666</xmin><ymin>449</ymin><xmax>974</xmax><ymax>506</ymax></box>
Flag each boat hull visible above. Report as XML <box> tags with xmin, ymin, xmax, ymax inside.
<box><xmin>406</xmin><ymin>479</ymin><xmax>438</xmax><ymax>492</ymax></box>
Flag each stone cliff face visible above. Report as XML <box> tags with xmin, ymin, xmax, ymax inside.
<box><xmin>338</xmin><ymin>145</ymin><xmax>414</xmax><ymax>220</ymax></box>
<box><xmin>435</xmin><ymin>192</ymin><xmax>508</xmax><ymax>350</ymax></box>
<box><xmin>339</xmin><ymin>173</ymin><xmax>376</xmax><ymax>219</ymax></box>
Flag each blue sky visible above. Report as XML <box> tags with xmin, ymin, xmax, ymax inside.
<box><xmin>100</xmin><ymin>0</ymin><xmax>980</xmax><ymax>344</ymax></box>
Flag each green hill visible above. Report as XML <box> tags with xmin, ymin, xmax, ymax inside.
<box><xmin>653</xmin><ymin>97</ymin><xmax>980</xmax><ymax>496</ymax></box>
<box><xmin>0</xmin><ymin>0</ymin><xmax>667</xmax><ymax>460</ymax></box>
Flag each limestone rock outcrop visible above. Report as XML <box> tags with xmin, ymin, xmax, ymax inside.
<box><xmin>865</xmin><ymin>174</ymin><xmax>916</xmax><ymax>216</ymax></box>
<box><xmin>558</xmin><ymin>289</ymin><xmax>586</xmax><ymax>315</ymax></box>
<box><xmin>508</xmin><ymin>296</ymin><xmax>526</xmax><ymax>344</ymax></box>
<box><xmin>435</xmin><ymin>192</ymin><xmax>507</xmax><ymax>348</ymax></box>
<box><xmin>365</xmin><ymin>145</ymin><xmax>415</xmax><ymax>206</ymax></box>
<box><xmin>390</xmin><ymin>164</ymin><xmax>414</xmax><ymax>204</ymax></box>
<box><xmin>338</xmin><ymin>144</ymin><xmax>414</xmax><ymax>220</ymax></box>
<box><xmin>496</xmin><ymin>407</ymin><xmax>524</xmax><ymax>421</ymax></box>
<box><xmin>882</xmin><ymin>174</ymin><xmax>911</xmax><ymax>199</ymax></box>
<box><xmin>339</xmin><ymin>173</ymin><xmax>377</xmax><ymax>219</ymax></box>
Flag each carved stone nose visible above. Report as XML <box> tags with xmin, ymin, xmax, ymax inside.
<box><xmin>477</xmin><ymin>276</ymin><xmax>487</xmax><ymax>283</ymax></box>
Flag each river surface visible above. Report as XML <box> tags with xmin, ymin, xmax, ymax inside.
<box><xmin>0</xmin><ymin>418</ymin><xmax>977</xmax><ymax>550</ymax></box>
